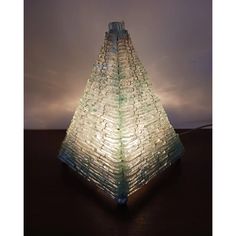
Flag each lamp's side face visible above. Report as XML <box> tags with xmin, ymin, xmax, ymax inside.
<box><xmin>58</xmin><ymin>22</ymin><xmax>184</xmax><ymax>202</ymax></box>
<box><xmin>59</xmin><ymin>31</ymin><xmax>125</xmax><ymax>199</ymax></box>
<box><xmin>115</xmin><ymin>32</ymin><xmax>184</xmax><ymax>197</ymax></box>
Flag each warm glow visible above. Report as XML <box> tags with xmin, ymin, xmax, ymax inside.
<box><xmin>58</xmin><ymin>22</ymin><xmax>184</xmax><ymax>204</ymax></box>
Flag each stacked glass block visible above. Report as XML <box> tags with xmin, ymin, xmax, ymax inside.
<box><xmin>59</xmin><ymin>21</ymin><xmax>184</xmax><ymax>204</ymax></box>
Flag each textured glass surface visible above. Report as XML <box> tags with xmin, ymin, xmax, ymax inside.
<box><xmin>58</xmin><ymin>21</ymin><xmax>184</xmax><ymax>202</ymax></box>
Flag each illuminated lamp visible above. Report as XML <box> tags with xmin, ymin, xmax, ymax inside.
<box><xmin>58</xmin><ymin>21</ymin><xmax>184</xmax><ymax>205</ymax></box>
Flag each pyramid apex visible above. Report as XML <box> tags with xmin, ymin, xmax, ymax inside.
<box><xmin>108</xmin><ymin>21</ymin><xmax>125</xmax><ymax>32</ymax></box>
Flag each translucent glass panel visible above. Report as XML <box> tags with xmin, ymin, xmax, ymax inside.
<box><xmin>58</xmin><ymin>22</ymin><xmax>184</xmax><ymax>202</ymax></box>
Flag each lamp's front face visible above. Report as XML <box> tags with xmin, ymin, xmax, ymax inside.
<box><xmin>58</xmin><ymin>21</ymin><xmax>184</xmax><ymax>204</ymax></box>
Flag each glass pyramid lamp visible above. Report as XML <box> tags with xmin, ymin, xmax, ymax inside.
<box><xmin>58</xmin><ymin>21</ymin><xmax>184</xmax><ymax>205</ymax></box>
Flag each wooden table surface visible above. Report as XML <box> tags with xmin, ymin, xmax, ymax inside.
<box><xmin>24</xmin><ymin>129</ymin><xmax>212</xmax><ymax>236</ymax></box>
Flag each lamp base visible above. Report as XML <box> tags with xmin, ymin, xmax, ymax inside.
<box><xmin>117</xmin><ymin>195</ymin><xmax>128</xmax><ymax>206</ymax></box>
